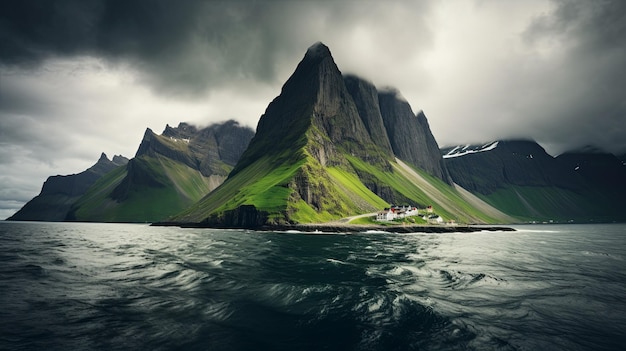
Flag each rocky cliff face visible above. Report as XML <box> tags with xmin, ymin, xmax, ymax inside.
<box><xmin>8</xmin><ymin>153</ymin><xmax>128</xmax><ymax>221</ymax></box>
<box><xmin>137</xmin><ymin>120</ymin><xmax>254</xmax><ymax>177</ymax></box>
<box><xmin>378</xmin><ymin>91</ymin><xmax>451</xmax><ymax>184</ymax></box>
<box><xmin>443</xmin><ymin>140</ymin><xmax>583</xmax><ymax>194</ymax></box>
<box><xmin>343</xmin><ymin>75</ymin><xmax>394</xmax><ymax>157</ymax></box>
<box><xmin>106</xmin><ymin>120</ymin><xmax>254</xmax><ymax>213</ymax></box>
<box><xmin>233</xmin><ymin>42</ymin><xmax>383</xmax><ymax>175</ymax></box>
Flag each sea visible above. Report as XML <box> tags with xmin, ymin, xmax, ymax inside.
<box><xmin>1</xmin><ymin>222</ymin><xmax>624</xmax><ymax>351</ymax></box>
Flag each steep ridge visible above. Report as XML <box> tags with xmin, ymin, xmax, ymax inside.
<box><xmin>171</xmin><ymin>43</ymin><xmax>511</xmax><ymax>227</ymax></box>
<box><xmin>66</xmin><ymin>120</ymin><xmax>254</xmax><ymax>223</ymax></box>
<box><xmin>443</xmin><ymin>140</ymin><xmax>581</xmax><ymax>194</ymax></box>
<box><xmin>8</xmin><ymin>153</ymin><xmax>128</xmax><ymax>221</ymax></box>
<box><xmin>443</xmin><ymin>140</ymin><xmax>626</xmax><ymax>222</ymax></box>
<box><xmin>378</xmin><ymin>90</ymin><xmax>451</xmax><ymax>184</ymax></box>
<box><xmin>173</xmin><ymin>43</ymin><xmax>387</xmax><ymax>226</ymax></box>
<box><xmin>343</xmin><ymin>75</ymin><xmax>394</xmax><ymax>156</ymax></box>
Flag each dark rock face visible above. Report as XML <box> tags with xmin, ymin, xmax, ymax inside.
<box><xmin>214</xmin><ymin>120</ymin><xmax>255</xmax><ymax>165</ymax></box>
<box><xmin>443</xmin><ymin>139</ymin><xmax>626</xmax><ymax>221</ymax></box>
<box><xmin>556</xmin><ymin>150</ymin><xmax>626</xmax><ymax>193</ymax></box>
<box><xmin>137</xmin><ymin>120</ymin><xmax>254</xmax><ymax>177</ymax></box>
<box><xmin>344</xmin><ymin>75</ymin><xmax>394</xmax><ymax>156</ymax></box>
<box><xmin>112</xmin><ymin>120</ymin><xmax>254</xmax><ymax>202</ymax></box>
<box><xmin>202</xmin><ymin>205</ymin><xmax>268</xmax><ymax>228</ymax></box>
<box><xmin>378</xmin><ymin>91</ymin><xmax>451</xmax><ymax>184</ymax></box>
<box><xmin>8</xmin><ymin>153</ymin><xmax>128</xmax><ymax>221</ymax></box>
<box><xmin>233</xmin><ymin>42</ymin><xmax>382</xmax><ymax>175</ymax></box>
<box><xmin>443</xmin><ymin>140</ymin><xmax>583</xmax><ymax>194</ymax></box>
<box><xmin>234</xmin><ymin>42</ymin><xmax>448</xmax><ymax>185</ymax></box>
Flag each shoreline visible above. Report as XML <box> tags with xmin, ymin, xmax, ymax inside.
<box><xmin>153</xmin><ymin>222</ymin><xmax>516</xmax><ymax>233</ymax></box>
<box><xmin>263</xmin><ymin>224</ymin><xmax>516</xmax><ymax>233</ymax></box>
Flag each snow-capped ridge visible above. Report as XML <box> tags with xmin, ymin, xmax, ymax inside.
<box><xmin>443</xmin><ymin>141</ymin><xmax>499</xmax><ymax>159</ymax></box>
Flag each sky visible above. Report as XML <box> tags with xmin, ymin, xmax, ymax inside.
<box><xmin>1</xmin><ymin>0</ymin><xmax>625</xmax><ymax>219</ymax></box>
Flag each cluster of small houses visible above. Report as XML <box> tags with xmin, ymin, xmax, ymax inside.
<box><xmin>375</xmin><ymin>205</ymin><xmax>444</xmax><ymax>224</ymax></box>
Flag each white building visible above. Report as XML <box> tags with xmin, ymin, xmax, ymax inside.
<box><xmin>376</xmin><ymin>205</ymin><xmax>419</xmax><ymax>222</ymax></box>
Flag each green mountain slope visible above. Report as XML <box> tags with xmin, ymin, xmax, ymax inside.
<box><xmin>443</xmin><ymin>140</ymin><xmax>626</xmax><ymax>222</ymax></box>
<box><xmin>171</xmin><ymin>43</ymin><xmax>513</xmax><ymax>227</ymax></box>
<box><xmin>67</xmin><ymin>121</ymin><xmax>254</xmax><ymax>223</ymax></box>
<box><xmin>8</xmin><ymin>153</ymin><xmax>128</xmax><ymax>221</ymax></box>
<box><xmin>67</xmin><ymin>154</ymin><xmax>219</xmax><ymax>222</ymax></box>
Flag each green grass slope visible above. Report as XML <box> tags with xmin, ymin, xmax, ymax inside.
<box><xmin>477</xmin><ymin>185</ymin><xmax>625</xmax><ymax>223</ymax></box>
<box><xmin>68</xmin><ymin>155</ymin><xmax>221</xmax><ymax>223</ymax></box>
<box><xmin>172</xmin><ymin>143</ymin><xmax>514</xmax><ymax>226</ymax></box>
<box><xmin>172</xmin><ymin>144</ymin><xmax>388</xmax><ymax>225</ymax></box>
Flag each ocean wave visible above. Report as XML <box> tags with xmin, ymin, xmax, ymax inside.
<box><xmin>1</xmin><ymin>221</ymin><xmax>625</xmax><ymax>351</ymax></box>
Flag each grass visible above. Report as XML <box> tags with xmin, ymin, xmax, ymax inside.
<box><xmin>176</xmin><ymin>138</ymin><xmax>389</xmax><ymax>224</ymax></box>
<box><xmin>71</xmin><ymin>155</ymin><xmax>218</xmax><ymax>222</ymax></box>
<box><xmin>289</xmin><ymin>199</ymin><xmax>336</xmax><ymax>223</ymax></box>
<box><xmin>478</xmin><ymin>185</ymin><xmax>621</xmax><ymax>222</ymax></box>
<box><xmin>174</xmin><ymin>151</ymin><xmax>307</xmax><ymax>222</ymax></box>
<box><xmin>405</xmin><ymin>165</ymin><xmax>507</xmax><ymax>223</ymax></box>
<box><xmin>327</xmin><ymin>166</ymin><xmax>389</xmax><ymax>210</ymax></box>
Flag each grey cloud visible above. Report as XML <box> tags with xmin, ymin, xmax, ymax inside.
<box><xmin>520</xmin><ymin>0</ymin><xmax>626</xmax><ymax>154</ymax></box>
<box><xmin>0</xmin><ymin>0</ymin><xmax>435</xmax><ymax>97</ymax></box>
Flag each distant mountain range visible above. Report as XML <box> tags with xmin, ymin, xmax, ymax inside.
<box><xmin>8</xmin><ymin>43</ymin><xmax>626</xmax><ymax>225</ymax></box>
<box><xmin>8</xmin><ymin>153</ymin><xmax>129</xmax><ymax>221</ymax></box>
<box><xmin>442</xmin><ymin>140</ymin><xmax>626</xmax><ymax>222</ymax></box>
<box><xmin>9</xmin><ymin>120</ymin><xmax>254</xmax><ymax>223</ymax></box>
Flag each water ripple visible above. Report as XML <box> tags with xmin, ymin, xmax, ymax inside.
<box><xmin>1</xmin><ymin>222</ymin><xmax>625</xmax><ymax>350</ymax></box>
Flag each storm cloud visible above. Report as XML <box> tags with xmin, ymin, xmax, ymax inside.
<box><xmin>1</xmin><ymin>0</ymin><xmax>625</xmax><ymax>218</ymax></box>
<box><xmin>0</xmin><ymin>0</ymin><xmax>434</xmax><ymax>96</ymax></box>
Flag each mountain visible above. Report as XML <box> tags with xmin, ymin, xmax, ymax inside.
<box><xmin>378</xmin><ymin>90</ymin><xmax>451</xmax><ymax>184</ymax></box>
<box><xmin>7</xmin><ymin>153</ymin><xmax>129</xmax><ymax>221</ymax></box>
<box><xmin>442</xmin><ymin>140</ymin><xmax>626</xmax><ymax>222</ymax></box>
<box><xmin>65</xmin><ymin>120</ymin><xmax>254</xmax><ymax>223</ymax></box>
<box><xmin>171</xmin><ymin>42</ymin><xmax>512</xmax><ymax>227</ymax></box>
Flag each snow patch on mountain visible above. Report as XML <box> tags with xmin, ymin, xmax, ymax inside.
<box><xmin>443</xmin><ymin>141</ymin><xmax>499</xmax><ymax>159</ymax></box>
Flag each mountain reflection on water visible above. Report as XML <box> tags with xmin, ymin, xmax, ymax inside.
<box><xmin>1</xmin><ymin>222</ymin><xmax>625</xmax><ymax>350</ymax></box>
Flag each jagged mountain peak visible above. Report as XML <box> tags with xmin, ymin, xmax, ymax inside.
<box><xmin>305</xmin><ymin>41</ymin><xmax>332</xmax><ymax>60</ymax></box>
<box><xmin>98</xmin><ymin>152</ymin><xmax>109</xmax><ymax>162</ymax></box>
<box><xmin>175</xmin><ymin>42</ymin><xmax>468</xmax><ymax>227</ymax></box>
<box><xmin>112</xmin><ymin>155</ymin><xmax>129</xmax><ymax>165</ymax></box>
<box><xmin>142</xmin><ymin>128</ymin><xmax>155</xmax><ymax>140</ymax></box>
<box><xmin>8</xmin><ymin>151</ymin><xmax>128</xmax><ymax>221</ymax></box>
<box><xmin>166</xmin><ymin>122</ymin><xmax>197</xmax><ymax>135</ymax></box>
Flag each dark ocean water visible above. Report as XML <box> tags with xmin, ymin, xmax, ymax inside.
<box><xmin>1</xmin><ymin>222</ymin><xmax>625</xmax><ymax>350</ymax></box>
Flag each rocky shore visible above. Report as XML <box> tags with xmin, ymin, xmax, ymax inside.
<box><xmin>261</xmin><ymin>224</ymin><xmax>515</xmax><ymax>233</ymax></box>
<box><xmin>154</xmin><ymin>222</ymin><xmax>515</xmax><ymax>233</ymax></box>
